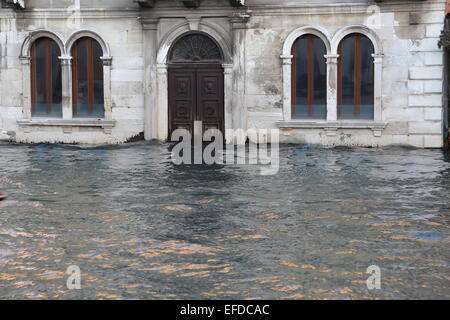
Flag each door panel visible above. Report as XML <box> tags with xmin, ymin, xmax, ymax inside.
<box><xmin>169</xmin><ymin>71</ymin><xmax>196</xmax><ymax>139</ymax></box>
<box><xmin>197</xmin><ymin>71</ymin><xmax>223</xmax><ymax>132</ymax></box>
<box><xmin>169</xmin><ymin>66</ymin><xmax>224</xmax><ymax>142</ymax></box>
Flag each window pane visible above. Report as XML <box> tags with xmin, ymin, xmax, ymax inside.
<box><xmin>92</xmin><ymin>40</ymin><xmax>104</xmax><ymax>118</ymax></box>
<box><xmin>313</xmin><ymin>37</ymin><xmax>327</xmax><ymax>119</ymax></box>
<box><xmin>294</xmin><ymin>38</ymin><xmax>308</xmax><ymax>117</ymax></box>
<box><xmin>51</xmin><ymin>40</ymin><xmax>62</xmax><ymax>117</ymax></box>
<box><xmin>73</xmin><ymin>38</ymin><xmax>104</xmax><ymax>118</ymax></box>
<box><xmin>340</xmin><ymin>36</ymin><xmax>355</xmax><ymax>119</ymax></box>
<box><xmin>293</xmin><ymin>35</ymin><xmax>327</xmax><ymax>119</ymax></box>
<box><xmin>32</xmin><ymin>38</ymin><xmax>62</xmax><ymax>117</ymax></box>
<box><xmin>34</xmin><ymin>39</ymin><xmax>47</xmax><ymax>116</ymax></box>
<box><xmin>76</xmin><ymin>38</ymin><xmax>88</xmax><ymax>116</ymax></box>
<box><xmin>360</xmin><ymin>36</ymin><xmax>374</xmax><ymax>120</ymax></box>
<box><xmin>338</xmin><ymin>34</ymin><xmax>374</xmax><ymax>120</ymax></box>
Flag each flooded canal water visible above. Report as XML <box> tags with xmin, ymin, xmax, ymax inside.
<box><xmin>0</xmin><ymin>141</ymin><xmax>449</xmax><ymax>299</ymax></box>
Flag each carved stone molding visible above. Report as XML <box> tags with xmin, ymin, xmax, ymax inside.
<box><xmin>135</xmin><ymin>0</ymin><xmax>245</xmax><ymax>9</ymax></box>
<box><xmin>230</xmin><ymin>12</ymin><xmax>251</xmax><ymax>29</ymax></box>
<box><xmin>17</xmin><ymin>119</ymin><xmax>117</xmax><ymax>135</ymax></box>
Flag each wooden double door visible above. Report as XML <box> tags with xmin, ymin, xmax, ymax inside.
<box><xmin>168</xmin><ymin>64</ymin><xmax>224</xmax><ymax>141</ymax></box>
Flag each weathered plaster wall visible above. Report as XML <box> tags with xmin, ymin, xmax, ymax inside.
<box><xmin>245</xmin><ymin>0</ymin><xmax>447</xmax><ymax>147</ymax></box>
<box><xmin>0</xmin><ymin>0</ymin><xmax>448</xmax><ymax>147</ymax></box>
<box><xmin>24</xmin><ymin>0</ymin><xmax>138</xmax><ymax>9</ymax></box>
<box><xmin>0</xmin><ymin>2</ymin><xmax>144</xmax><ymax>143</ymax></box>
<box><xmin>0</xmin><ymin>12</ymin><xmax>21</xmax><ymax>141</ymax></box>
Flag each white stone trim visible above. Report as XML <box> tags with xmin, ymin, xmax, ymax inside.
<box><xmin>156</xmin><ymin>63</ymin><xmax>168</xmax><ymax>140</ymax></box>
<box><xmin>20</xmin><ymin>30</ymin><xmax>66</xmax><ymax>57</ymax></box>
<box><xmin>281</xmin><ymin>26</ymin><xmax>332</xmax><ymax>57</ymax></box>
<box><xmin>280</xmin><ymin>54</ymin><xmax>293</xmax><ymax>121</ymax></box>
<box><xmin>223</xmin><ymin>63</ymin><xmax>233</xmax><ymax>142</ymax></box>
<box><xmin>19</xmin><ymin>56</ymin><xmax>32</xmax><ymax>120</ymax></box>
<box><xmin>100</xmin><ymin>56</ymin><xmax>113</xmax><ymax>122</ymax></box>
<box><xmin>325</xmin><ymin>54</ymin><xmax>339</xmax><ymax>122</ymax></box>
<box><xmin>17</xmin><ymin>119</ymin><xmax>116</xmax><ymax>134</ymax></box>
<box><xmin>276</xmin><ymin>120</ymin><xmax>388</xmax><ymax>137</ymax></box>
<box><xmin>331</xmin><ymin>25</ymin><xmax>383</xmax><ymax>55</ymax></box>
<box><xmin>59</xmin><ymin>55</ymin><xmax>73</xmax><ymax>120</ymax></box>
<box><xmin>65</xmin><ymin>29</ymin><xmax>111</xmax><ymax>57</ymax></box>
<box><xmin>372</xmin><ymin>53</ymin><xmax>384</xmax><ymax>122</ymax></box>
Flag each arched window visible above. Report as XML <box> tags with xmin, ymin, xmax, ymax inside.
<box><xmin>291</xmin><ymin>34</ymin><xmax>327</xmax><ymax>119</ymax></box>
<box><xmin>338</xmin><ymin>33</ymin><xmax>374</xmax><ymax>120</ymax></box>
<box><xmin>169</xmin><ymin>33</ymin><xmax>223</xmax><ymax>63</ymax></box>
<box><xmin>30</xmin><ymin>37</ymin><xmax>62</xmax><ymax>117</ymax></box>
<box><xmin>71</xmin><ymin>37</ymin><xmax>104</xmax><ymax>118</ymax></box>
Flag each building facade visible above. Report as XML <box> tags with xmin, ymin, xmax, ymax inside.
<box><xmin>0</xmin><ymin>0</ymin><xmax>448</xmax><ymax>147</ymax></box>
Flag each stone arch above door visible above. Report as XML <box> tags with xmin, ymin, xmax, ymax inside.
<box><xmin>157</xmin><ymin>21</ymin><xmax>232</xmax><ymax>65</ymax></box>
<box><xmin>169</xmin><ymin>32</ymin><xmax>223</xmax><ymax>63</ymax></box>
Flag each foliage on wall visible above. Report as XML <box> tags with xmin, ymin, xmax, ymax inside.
<box><xmin>438</xmin><ymin>29</ymin><xmax>450</xmax><ymax>49</ymax></box>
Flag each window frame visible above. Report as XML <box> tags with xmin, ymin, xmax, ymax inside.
<box><xmin>291</xmin><ymin>34</ymin><xmax>328</xmax><ymax>120</ymax></box>
<box><xmin>71</xmin><ymin>36</ymin><xmax>105</xmax><ymax>118</ymax></box>
<box><xmin>30</xmin><ymin>37</ymin><xmax>63</xmax><ymax>118</ymax></box>
<box><xmin>337</xmin><ymin>33</ymin><xmax>375</xmax><ymax>120</ymax></box>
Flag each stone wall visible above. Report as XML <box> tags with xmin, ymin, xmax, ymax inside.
<box><xmin>245</xmin><ymin>0</ymin><xmax>447</xmax><ymax>148</ymax></box>
<box><xmin>0</xmin><ymin>0</ymin><xmax>448</xmax><ymax>147</ymax></box>
<box><xmin>0</xmin><ymin>1</ymin><xmax>145</xmax><ymax>143</ymax></box>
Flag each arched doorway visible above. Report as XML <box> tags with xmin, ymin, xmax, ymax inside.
<box><xmin>168</xmin><ymin>32</ymin><xmax>224</xmax><ymax>141</ymax></box>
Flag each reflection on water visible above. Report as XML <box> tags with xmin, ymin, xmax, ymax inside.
<box><xmin>0</xmin><ymin>141</ymin><xmax>449</xmax><ymax>299</ymax></box>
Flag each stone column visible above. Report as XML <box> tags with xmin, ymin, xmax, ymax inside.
<box><xmin>280</xmin><ymin>55</ymin><xmax>293</xmax><ymax>121</ymax></box>
<box><xmin>101</xmin><ymin>56</ymin><xmax>113</xmax><ymax>121</ymax></box>
<box><xmin>325</xmin><ymin>54</ymin><xmax>339</xmax><ymax>122</ymax></box>
<box><xmin>140</xmin><ymin>18</ymin><xmax>159</xmax><ymax>140</ymax></box>
<box><xmin>230</xmin><ymin>12</ymin><xmax>250</xmax><ymax>135</ymax></box>
<box><xmin>222</xmin><ymin>63</ymin><xmax>233</xmax><ymax>143</ymax></box>
<box><xmin>372</xmin><ymin>53</ymin><xmax>384</xmax><ymax>122</ymax></box>
<box><xmin>19</xmin><ymin>56</ymin><xmax>31</xmax><ymax>119</ymax></box>
<box><xmin>59</xmin><ymin>55</ymin><xmax>73</xmax><ymax>120</ymax></box>
<box><xmin>156</xmin><ymin>63</ymin><xmax>168</xmax><ymax>140</ymax></box>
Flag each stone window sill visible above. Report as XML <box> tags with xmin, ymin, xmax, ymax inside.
<box><xmin>17</xmin><ymin>119</ymin><xmax>116</xmax><ymax>134</ymax></box>
<box><xmin>276</xmin><ymin>120</ymin><xmax>388</xmax><ymax>137</ymax></box>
